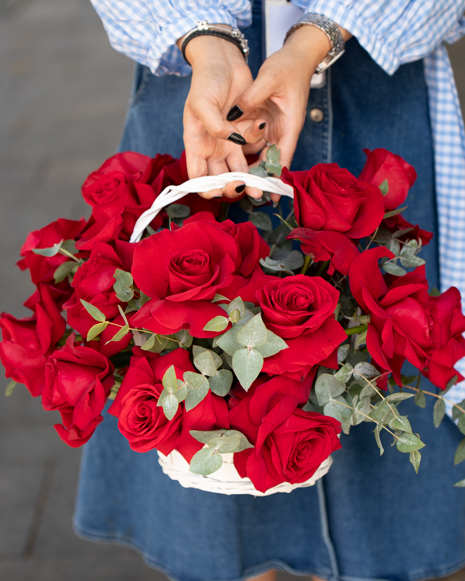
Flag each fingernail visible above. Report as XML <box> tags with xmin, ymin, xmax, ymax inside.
<box><xmin>235</xmin><ymin>184</ymin><xmax>246</xmax><ymax>193</ymax></box>
<box><xmin>213</xmin><ymin>194</ymin><xmax>223</xmax><ymax>198</ymax></box>
<box><xmin>227</xmin><ymin>132</ymin><xmax>246</xmax><ymax>146</ymax></box>
<box><xmin>259</xmin><ymin>122</ymin><xmax>266</xmax><ymax>130</ymax></box>
<box><xmin>227</xmin><ymin>105</ymin><xmax>243</xmax><ymax>122</ymax></box>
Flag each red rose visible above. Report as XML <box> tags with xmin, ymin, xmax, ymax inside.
<box><xmin>130</xmin><ymin>220</ymin><xmax>255</xmax><ymax>337</ymax></box>
<box><xmin>282</xmin><ymin>163</ymin><xmax>385</xmax><ymax>239</ymax></box>
<box><xmin>78</xmin><ymin>153</ymin><xmax>178</xmax><ymax>249</ymax></box>
<box><xmin>42</xmin><ymin>335</ymin><xmax>115</xmax><ymax>447</ymax></box>
<box><xmin>358</xmin><ymin>148</ymin><xmax>417</xmax><ymax>211</ymax></box>
<box><xmin>229</xmin><ymin>376</ymin><xmax>341</xmax><ymax>493</ymax></box>
<box><xmin>349</xmin><ymin>247</ymin><xmax>433</xmax><ymax>383</ymax></box>
<box><xmin>18</xmin><ymin>218</ymin><xmax>87</xmax><ymax>284</ymax></box>
<box><xmin>381</xmin><ymin>213</ymin><xmax>433</xmax><ymax>247</ymax></box>
<box><xmin>24</xmin><ymin>284</ymin><xmax>66</xmax><ymax>354</ymax></box>
<box><xmin>109</xmin><ymin>348</ymin><xmax>229</xmax><ymax>461</ymax></box>
<box><xmin>255</xmin><ymin>275</ymin><xmax>346</xmax><ymax>379</ymax></box>
<box><xmin>183</xmin><ymin>213</ymin><xmax>270</xmax><ymax>278</ymax></box>
<box><xmin>0</xmin><ymin>314</ymin><xmax>49</xmax><ymax>396</ymax></box>
<box><xmin>287</xmin><ymin>228</ymin><xmax>359</xmax><ymax>276</ymax></box>
<box><xmin>422</xmin><ymin>287</ymin><xmax>465</xmax><ymax>389</ymax></box>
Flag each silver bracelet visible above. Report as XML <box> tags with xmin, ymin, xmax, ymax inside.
<box><xmin>284</xmin><ymin>13</ymin><xmax>345</xmax><ymax>74</ymax></box>
<box><xmin>181</xmin><ymin>21</ymin><xmax>249</xmax><ymax>64</ymax></box>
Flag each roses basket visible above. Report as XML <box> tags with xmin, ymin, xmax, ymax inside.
<box><xmin>3</xmin><ymin>147</ymin><xmax>465</xmax><ymax>495</ymax></box>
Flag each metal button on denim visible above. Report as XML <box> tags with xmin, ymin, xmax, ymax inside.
<box><xmin>309</xmin><ymin>108</ymin><xmax>324</xmax><ymax>122</ymax></box>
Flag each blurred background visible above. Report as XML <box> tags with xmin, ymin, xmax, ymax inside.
<box><xmin>0</xmin><ymin>0</ymin><xmax>464</xmax><ymax>579</ymax></box>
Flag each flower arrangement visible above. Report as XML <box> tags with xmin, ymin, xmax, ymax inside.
<box><xmin>2</xmin><ymin>147</ymin><xmax>465</xmax><ymax>494</ymax></box>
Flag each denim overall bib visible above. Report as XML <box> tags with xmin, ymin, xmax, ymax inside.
<box><xmin>74</xmin><ymin>3</ymin><xmax>465</xmax><ymax>580</ymax></box>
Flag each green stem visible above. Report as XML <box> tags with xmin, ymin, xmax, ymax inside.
<box><xmin>345</xmin><ymin>324</ymin><xmax>368</xmax><ymax>336</ymax></box>
<box><xmin>59</xmin><ymin>248</ymin><xmax>81</xmax><ymax>263</ymax></box>
<box><xmin>301</xmin><ymin>254</ymin><xmax>312</xmax><ymax>275</ymax></box>
<box><xmin>316</xmin><ymin>260</ymin><xmax>329</xmax><ymax>277</ymax></box>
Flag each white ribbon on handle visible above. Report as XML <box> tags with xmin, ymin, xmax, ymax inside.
<box><xmin>129</xmin><ymin>172</ymin><xmax>294</xmax><ymax>243</ymax></box>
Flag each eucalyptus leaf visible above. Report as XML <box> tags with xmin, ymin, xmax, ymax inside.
<box><xmin>236</xmin><ymin>314</ymin><xmax>268</xmax><ymax>349</ymax></box>
<box><xmin>374</xmin><ymin>424</ymin><xmax>384</xmax><ymax>456</ymax></box>
<box><xmin>189</xmin><ymin>447</ymin><xmax>223</xmax><ymax>476</ymax></box>
<box><xmin>86</xmin><ymin>321</ymin><xmax>108</xmax><ymax>341</ymax></box>
<box><xmin>215</xmin><ymin>326</ymin><xmax>241</xmax><ymax>356</ymax></box>
<box><xmin>452</xmin><ymin>399</ymin><xmax>465</xmax><ymax>421</ymax></box>
<box><xmin>399</xmin><ymin>254</ymin><xmax>426</xmax><ymax>268</ymax></box>
<box><xmin>382</xmin><ymin>261</ymin><xmax>407</xmax><ymax>276</ymax></box>
<box><xmin>174</xmin><ymin>329</ymin><xmax>194</xmax><ymax>349</ymax></box>
<box><xmin>232</xmin><ymin>348</ymin><xmax>264</xmax><ymax>391</ymax></box>
<box><xmin>203</xmin><ymin>316</ymin><xmax>229</xmax><ymax>333</ymax></box>
<box><xmin>105</xmin><ymin>324</ymin><xmax>129</xmax><ymax>344</ymax></box>
<box><xmin>209</xmin><ymin>369</ymin><xmax>233</xmax><ymax>396</ymax></box>
<box><xmin>314</xmin><ymin>374</ymin><xmax>346</xmax><ymax>406</ymax></box>
<box><xmin>32</xmin><ymin>240</ymin><xmax>63</xmax><ymax>257</ymax></box>
<box><xmin>207</xmin><ymin>433</ymin><xmax>242</xmax><ymax>454</ymax></box>
<box><xmin>388</xmin><ymin>239</ymin><xmax>401</xmax><ymax>256</ymax></box>
<box><xmin>410</xmin><ymin>450</ymin><xmax>421</xmax><ymax>474</ymax></box>
<box><xmin>389</xmin><ymin>415</ymin><xmax>412</xmax><ymax>433</ymax></box>
<box><xmin>379</xmin><ymin>179</ymin><xmax>389</xmax><ymax>196</ymax></box>
<box><xmin>454</xmin><ymin>478</ymin><xmax>465</xmax><ymax>487</ymax></box>
<box><xmin>193</xmin><ymin>350</ymin><xmax>219</xmax><ymax>377</ymax></box>
<box><xmin>80</xmin><ymin>300</ymin><xmax>106</xmax><ymax>323</ymax></box>
<box><xmin>175</xmin><ymin>384</ymin><xmax>188</xmax><ymax>402</ymax></box>
<box><xmin>254</xmin><ymin>331</ymin><xmax>288</xmax><ymax>358</ymax></box>
<box><xmin>265</xmin><ymin>162</ymin><xmax>282</xmax><ymax>177</ymax></box>
<box><xmin>226</xmin><ymin>297</ymin><xmax>246</xmax><ymax>319</ymax></box>
<box><xmin>141</xmin><ymin>333</ymin><xmax>168</xmax><ymax>353</ymax></box>
<box><xmin>455</xmin><ymin>438</ymin><xmax>465</xmax><ymax>465</ymax></box>
<box><xmin>324</xmin><ymin>397</ymin><xmax>351</xmax><ymax>434</ymax></box>
<box><xmin>414</xmin><ymin>389</ymin><xmax>426</xmax><ymax>408</ymax></box>
<box><xmin>249</xmin><ymin>212</ymin><xmax>273</xmax><ymax>231</ymax></box>
<box><xmin>334</xmin><ymin>363</ymin><xmax>353</xmax><ymax>384</ymax></box>
<box><xmin>443</xmin><ymin>374</ymin><xmax>459</xmax><ymax>395</ymax></box>
<box><xmin>433</xmin><ymin>398</ymin><xmax>446</xmax><ymax>428</ymax></box>
<box><xmin>457</xmin><ymin>413</ymin><xmax>465</xmax><ymax>436</ymax></box>
<box><xmin>383</xmin><ymin>206</ymin><xmax>408</xmax><ymax>219</ymax></box>
<box><xmin>266</xmin><ymin>144</ymin><xmax>280</xmax><ymax>164</ymax></box>
<box><xmin>267</xmin><ymin>222</ymin><xmax>291</xmax><ymax>245</ymax></box>
<box><xmin>190</xmin><ymin>430</ymin><xmax>225</xmax><ymax>445</ymax></box>
<box><xmin>396</xmin><ymin>432</ymin><xmax>425</xmax><ymax>453</ymax></box>
<box><xmin>337</xmin><ymin>344</ymin><xmax>350</xmax><ymax>364</ymax></box>
<box><xmin>352</xmin><ymin>396</ymin><xmax>371</xmax><ymax>425</ymax></box>
<box><xmin>165</xmin><ymin>204</ymin><xmax>190</xmax><ymax>219</ymax></box>
<box><xmin>354</xmin><ymin>330</ymin><xmax>368</xmax><ymax>350</ymax></box>
<box><xmin>162</xmin><ymin>365</ymin><xmax>179</xmax><ymax>393</ymax></box>
<box><xmin>184</xmin><ymin>379</ymin><xmax>209</xmax><ymax>411</ymax></box>
<box><xmin>353</xmin><ymin>362</ymin><xmax>379</xmax><ymax>379</ymax></box>
<box><xmin>249</xmin><ymin>166</ymin><xmax>268</xmax><ymax>178</ymax></box>
<box><xmin>4</xmin><ymin>380</ymin><xmax>16</xmax><ymax>397</ymax></box>
<box><xmin>140</xmin><ymin>291</ymin><xmax>151</xmax><ymax>306</ymax></box>
<box><xmin>212</xmin><ymin>294</ymin><xmax>229</xmax><ymax>303</ymax></box>
<box><xmin>54</xmin><ymin>261</ymin><xmax>78</xmax><ymax>283</ymax></box>
<box><xmin>162</xmin><ymin>394</ymin><xmax>179</xmax><ymax>421</ymax></box>
<box><xmin>113</xmin><ymin>268</ymin><xmax>133</xmax><ymax>287</ymax></box>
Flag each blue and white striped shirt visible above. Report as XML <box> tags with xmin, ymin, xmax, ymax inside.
<box><xmin>91</xmin><ymin>0</ymin><xmax>465</xmax><ymax>408</ymax></box>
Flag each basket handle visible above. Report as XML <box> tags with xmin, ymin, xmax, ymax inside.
<box><xmin>129</xmin><ymin>172</ymin><xmax>294</xmax><ymax>243</ymax></box>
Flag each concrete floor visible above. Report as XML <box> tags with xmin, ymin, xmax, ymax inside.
<box><xmin>0</xmin><ymin>1</ymin><xmax>465</xmax><ymax>579</ymax></box>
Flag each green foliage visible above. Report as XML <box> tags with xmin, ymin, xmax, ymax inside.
<box><xmin>113</xmin><ymin>269</ymin><xmax>134</xmax><ymax>302</ymax></box>
<box><xmin>410</xmin><ymin>450</ymin><xmax>421</xmax><ymax>473</ymax></box>
<box><xmin>54</xmin><ymin>261</ymin><xmax>78</xmax><ymax>283</ymax></box>
<box><xmin>414</xmin><ymin>389</ymin><xmax>426</xmax><ymax>408</ymax></box>
<box><xmin>455</xmin><ymin>438</ymin><xmax>465</xmax><ymax>465</ymax></box>
<box><xmin>189</xmin><ymin>447</ymin><xmax>223</xmax><ymax>476</ymax></box>
<box><xmin>237</xmin><ymin>314</ymin><xmax>268</xmax><ymax>349</ymax></box>
<box><xmin>86</xmin><ymin>321</ymin><xmax>108</xmax><ymax>341</ymax></box>
<box><xmin>232</xmin><ymin>348</ymin><xmax>263</xmax><ymax>391</ymax></box>
<box><xmin>203</xmin><ymin>316</ymin><xmax>229</xmax><ymax>332</ymax></box>
<box><xmin>314</xmin><ymin>374</ymin><xmax>346</xmax><ymax>406</ymax></box>
<box><xmin>165</xmin><ymin>204</ymin><xmax>190</xmax><ymax>219</ymax></box>
<box><xmin>248</xmin><ymin>212</ymin><xmax>273</xmax><ymax>231</ymax></box>
<box><xmin>80</xmin><ymin>300</ymin><xmax>106</xmax><ymax>322</ymax></box>
<box><xmin>383</xmin><ymin>206</ymin><xmax>408</xmax><ymax>219</ymax></box>
<box><xmin>189</xmin><ymin>429</ymin><xmax>254</xmax><ymax>476</ymax></box>
<box><xmin>433</xmin><ymin>398</ymin><xmax>446</xmax><ymax>428</ymax></box>
<box><xmin>4</xmin><ymin>380</ymin><xmax>16</xmax><ymax>397</ymax></box>
<box><xmin>260</xmin><ymin>251</ymin><xmax>304</xmax><ymax>275</ymax></box>
<box><xmin>396</xmin><ymin>433</ymin><xmax>425</xmax><ymax>453</ymax></box>
<box><xmin>379</xmin><ymin>179</ymin><xmax>389</xmax><ymax>196</ymax></box>
<box><xmin>209</xmin><ymin>369</ymin><xmax>233</xmax><ymax>396</ymax></box>
<box><xmin>141</xmin><ymin>333</ymin><xmax>169</xmax><ymax>353</ymax></box>
<box><xmin>106</xmin><ymin>324</ymin><xmax>130</xmax><ymax>344</ymax></box>
<box><xmin>183</xmin><ymin>372</ymin><xmax>210</xmax><ymax>412</ymax></box>
<box><xmin>193</xmin><ymin>350</ymin><xmax>220</xmax><ymax>377</ymax></box>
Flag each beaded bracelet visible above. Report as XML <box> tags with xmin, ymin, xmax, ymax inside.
<box><xmin>181</xmin><ymin>21</ymin><xmax>249</xmax><ymax>65</ymax></box>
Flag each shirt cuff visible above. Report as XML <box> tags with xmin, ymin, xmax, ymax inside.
<box><xmin>301</xmin><ymin>0</ymin><xmax>403</xmax><ymax>75</ymax></box>
<box><xmin>149</xmin><ymin>7</ymin><xmax>251</xmax><ymax>76</ymax></box>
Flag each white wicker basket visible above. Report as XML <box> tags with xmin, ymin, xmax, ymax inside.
<box><xmin>132</xmin><ymin>172</ymin><xmax>331</xmax><ymax>495</ymax></box>
<box><xmin>157</xmin><ymin>449</ymin><xmax>333</xmax><ymax>496</ymax></box>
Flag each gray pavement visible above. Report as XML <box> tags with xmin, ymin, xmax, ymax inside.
<box><xmin>0</xmin><ymin>1</ymin><xmax>465</xmax><ymax>580</ymax></box>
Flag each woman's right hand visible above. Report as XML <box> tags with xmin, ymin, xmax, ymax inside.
<box><xmin>180</xmin><ymin>33</ymin><xmax>266</xmax><ymax>199</ymax></box>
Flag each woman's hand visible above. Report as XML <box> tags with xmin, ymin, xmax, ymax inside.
<box><xmin>232</xmin><ymin>26</ymin><xmax>351</xmax><ymax>179</ymax></box>
<box><xmin>180</xmin><ymin>33</ymin><xmax>266</xmax><ymax>200</ymax></box>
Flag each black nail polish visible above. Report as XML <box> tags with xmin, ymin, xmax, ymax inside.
<box><xmin>227</xmin><ymin>105</ymin><xmax>243</xmax><ymax>122</ymax></box>
<box><xmin>259</xmin><ymin>122</ymin><xmax>266</xmax><ymax>130</ymax></box>
<box><xmin>227</xmin><ymin>132</ymin><xmax>246</xmax><ymax>146</ymax></box>
<box><xmin>235</xmin><ymin>184</ymin><xmax>246</xmax><ymax>193</ymax></box>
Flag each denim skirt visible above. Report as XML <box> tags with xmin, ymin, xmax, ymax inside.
<box><xmin>73</xmin><ymin>4</ymin><xmax>465</xmax><ymax>580</ymax></box>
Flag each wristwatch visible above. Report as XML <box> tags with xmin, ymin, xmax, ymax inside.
<box><xmin>284</xmin><ymin>13</ymin><xmax>345</xmax><ymax>74</ymax></box>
